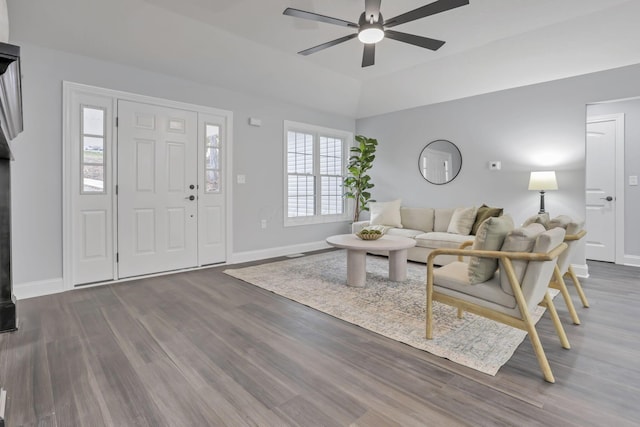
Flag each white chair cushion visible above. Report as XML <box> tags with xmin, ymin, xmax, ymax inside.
<box><xmin>434</xmin><ymin>261</ymin><xmax>516</xmax><ymax>308</ymax></box>
<box><xmin>499</xmin><ymin>223</ymin><xmax>546</xmax><ymax>295</ymax></box>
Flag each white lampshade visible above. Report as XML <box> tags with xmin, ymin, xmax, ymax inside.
<box><xmin>528</xmin><ymin>171</ymin><xmax>558</xmax><ymax>191</ymax></box>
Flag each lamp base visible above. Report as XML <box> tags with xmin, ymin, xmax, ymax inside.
<box><xmin>538</xmin><ymin>190</ymin><xmax>546</xmax><ymax>214</ymax></box>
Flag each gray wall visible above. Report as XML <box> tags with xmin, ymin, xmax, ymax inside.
<box><xmin>9</xmin><ymin>42</ymin><xmax>354</xmax><ymax>285</ymax></box>
<box><xmin>356</xmin><ymin>63</ymin><xmax>640</xmax><ymax>266</ymax></box>
<box><xmin>587</xmin><ymin>99</ymin><xmax>640</xmax><ymax>256</ymax></box>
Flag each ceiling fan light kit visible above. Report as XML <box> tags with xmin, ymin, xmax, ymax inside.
<box><xmin>284</xmin><ymin>0</ymin><xmax>469</xmax><ymax>67</ymax></box>
<box><xmin>358</xmin><ymin>25</ymin><xmax>384</xmax><ymax>44</ymax></box>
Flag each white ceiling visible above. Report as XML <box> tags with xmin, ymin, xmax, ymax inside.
<box><xmin>8</xmin><ymin>0</ymin><xmax>640</xmax><ymax>118</ymax></box>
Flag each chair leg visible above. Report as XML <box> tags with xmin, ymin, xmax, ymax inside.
<box><xmin>543</xmin><ymin>291</ymin><xmax>570</xmax><ymax>350</ymax></box>
<box><xmin>426</xmin><ymin>267</ymin><xmax>434</xmax><ymax>339</ymax></box>
<box><xmin>566</xmin><ymin>265</ymin><xmax>590</xmax><ymax>308</ymax></box>
<box><xmin>553</xmin><ymin>265</ymin><xmax>581</xmax><ymax>325</ymax></box>
<box><xmin>522</xmin><ymin>306</ymin><xmax>556</xmax><ymax>383</ymax></box>
<box><xmin>457</xmin><ymin>307</ymin><xmax>464</xmax><ymax>319</ymax></box>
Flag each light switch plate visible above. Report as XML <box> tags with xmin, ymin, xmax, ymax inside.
<box><xmin>237</xmin><ymin>174</ymin><xmax>246</xmax><ymax>184</ymax></box>
<box><xmin>630</xmin><ymin>175</ymin><xmax>638</xmax><ymax>186</ymax></box>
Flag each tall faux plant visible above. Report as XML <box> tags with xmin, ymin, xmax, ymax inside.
<box><xmin>344</xmin><ymin>135</ymin><xmax>378</xmax><ymax>222</ymax></box>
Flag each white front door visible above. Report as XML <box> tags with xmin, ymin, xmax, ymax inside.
<box><xmin>117</xmin><ymin>100</ymin><xmax>198</xmax><ymax>278</ymax></box>
<box><xmin>585</xmin><ymin>118</ymin><xmax>618</xmax><ymax>262</ymax></box>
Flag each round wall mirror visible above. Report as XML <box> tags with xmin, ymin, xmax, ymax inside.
<box><xmin>418</xmin><ymin>139</ymin><xmax>462</xmax><ymax>185</ymax></box>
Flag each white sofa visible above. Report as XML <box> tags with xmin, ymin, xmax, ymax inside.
<box><xmin>352</xmin><ymin>205</ymin><xmax>495</xmax><ymax>265</ymax></box>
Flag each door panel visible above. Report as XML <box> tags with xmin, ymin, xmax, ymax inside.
<box><xmin>585</xmin><ymin>120</ymin><xmax>616</xmax><ymax>262</ymax></box>
<box><xmin>118</xmin><ymin>100</ymin><xmax>198</xmax><ymax>278</ymax></box>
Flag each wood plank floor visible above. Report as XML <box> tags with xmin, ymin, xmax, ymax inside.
<box><xmin>1</xmin><ymin>256</ymin><xmax>639</xmax><ymax>426</ymax></box>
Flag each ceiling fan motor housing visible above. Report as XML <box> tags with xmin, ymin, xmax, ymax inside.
<box><xmin>358</xmin><ymin>12</ymin><xmax>384</xmax><ymax>44</ymax></box>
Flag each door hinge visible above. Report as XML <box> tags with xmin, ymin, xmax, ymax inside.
<box><xmin>116</xmin><ymin>253</ymin><xmax>119</xmax><ymax>263</ymax></box>
<box><xmin>115</xmin><ymin>184</ymin><xmax>118</xmax><ymax>195</ymax></box>
<box><xmin>115</xmin><ymin>116</ymin><xmax>119</xmax><ymax>127</ymax></box>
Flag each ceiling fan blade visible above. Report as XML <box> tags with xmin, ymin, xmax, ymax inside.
<box><xmin>298</xmin><ymin>34</ymin><xmax>358</xmax><ymax>56</ymax></box>
<box><xmin>283</xmin><ymin>8</ymin><xmax>358</xmax><ymax>28</ymax></box>
<box><xmin>384</xmin><ymin>0</ymin><xmax>469</xmax><ymax>28</ymax></box>
<box><xmin>362</xmin><ymin>44</ymin><xmax>375</xmax><ymax>67</ymax></box>
<box><xmin>384</xmin><ymin>30</ymin><xmax>445</xmax><ymax>51</ymax></box>
<box><xmin>364</xmin><ymin>0</ymin><xmax>382</xmax><ymax>22</ymax></box>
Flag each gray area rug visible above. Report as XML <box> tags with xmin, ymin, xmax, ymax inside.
<box><xmin>224</xmin><ymin>250</ymin><xmax>552</xmax><ymax>376</ymax></box>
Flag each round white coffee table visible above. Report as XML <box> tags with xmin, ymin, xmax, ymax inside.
<box><xmin>326</xmin><ymin>234</ymin><xmax>416</xmax><ymax>287</ymax></box>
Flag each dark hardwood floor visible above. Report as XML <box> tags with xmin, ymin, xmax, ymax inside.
<box><xmin>1</xmin><ymin>256</ymin><xmax>639</xmax><ymax>426</ymax></box>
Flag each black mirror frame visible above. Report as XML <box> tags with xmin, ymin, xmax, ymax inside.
<box><xmin>418</xmin><ymin>139</ymin><xmax>462</xmax><ymax>185</ymax></box>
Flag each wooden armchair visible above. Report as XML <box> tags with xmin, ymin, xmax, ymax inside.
<box><xmin>550</xmin><ymin>228</ymin><xmax>589</xmax><ymax>308</ymax></box>
<box><xmin>426</xmin><ymin>227</ymin><xmax>569</xmax><ymax>383</ymax></box>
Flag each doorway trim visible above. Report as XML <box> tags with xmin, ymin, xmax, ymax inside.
<box><xmin>586</xmin><ymin>113</ymin><xmax>625</xmax><ymax>265</ymax></box>
<box><xmin>62</xmin><ymin>81</ymin><xmax>234</xmax><ymax>291</ymax></box>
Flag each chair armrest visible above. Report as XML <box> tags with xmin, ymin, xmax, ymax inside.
<box><xmin>427</xmin><ymin>242</ymin><xmax>567</xmax><ymax>268</ymax></box>
<box><xmin>457</xmin><ymin>240</ymin><xmax>474</xmax><ymax>261</ymax></box>
<box><xmin>564</xmin><ymin>229</ymin><xmax>586</xmax><ymax>242</ymax></box>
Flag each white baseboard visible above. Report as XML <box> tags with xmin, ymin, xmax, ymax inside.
<box><xmin>14</xmin><ymin>278</ymin><xmax>65</xmax><ymax>300</ymax></box>
<box><xmin>230</xmin><ymin>240</ymin><xmax>331</xmax><ymax>264</ymax></box>
<box><xmin>570</xmin><ymin>263</ymin><xmax>589</xmax><ymax>278</ymax></box>
<box><xmin>623</xmin><ymin>254</ymin><xmax>640</xmax><ymax>267</ymax></box>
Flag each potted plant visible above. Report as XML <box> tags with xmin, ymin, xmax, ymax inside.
<box><xmin>344</xmin><ymin>135</ymin><xmax>378</xmax><ymax>222</ymax></box>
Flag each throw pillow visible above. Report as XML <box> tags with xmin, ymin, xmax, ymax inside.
<box><xmin>499</xmin><ymin>223</ymin><xmax>546</xmax><ymax>295</ymax></box>
<box><xmin>369</xmin><ymin>199</ymin><xmax>403</xmax><ymax>228</ymax></box>
<box><xmin>548</xmin><ymin>215</ymin><xmax>572</xmax><ymax>230</ymax></box>
<box><xmin>447</xmin><ymin>206</ymin><xmax>478</xmax><ymax>235</ymax></box>
<box><xmin>522</xmin><ymin>213</ymin><xmax>550</xmax><ymax>229</ymax></box>
<box><xmin>471</xmin><ymin>204</ymin><xmax>504</xmax><ymax>235</ymax></box>
<box><xmin>468</xmin><ymin>215</ymin><xmax>514</xmax><ymax>284</ymax></box>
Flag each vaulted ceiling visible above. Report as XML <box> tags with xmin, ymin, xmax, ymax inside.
<box><xmin>8</xmin><ymin>0</ymin><xmax>640</xmax><ymax>118</ymax></box>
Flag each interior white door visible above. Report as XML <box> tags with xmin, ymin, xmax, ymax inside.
<box><xmin>117</xmin><ymin>100</ymin><xmax>198</xmax><ymax>278</ymax></box>
<box><xmin>585</xmin><ymin>119</ymin><xmax>617</xmax><ymax>262</ymax></box>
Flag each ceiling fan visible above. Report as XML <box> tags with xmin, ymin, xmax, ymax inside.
<box><xmin>283</xmin><ymin>0</ymin><xmax>469</xmax><ymax>67</ymax></box>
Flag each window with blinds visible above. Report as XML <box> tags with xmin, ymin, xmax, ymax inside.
<box><xmin>284</xmin><ymin>121</ymin><xmax>352</xmax><ymax>226</ymax></box>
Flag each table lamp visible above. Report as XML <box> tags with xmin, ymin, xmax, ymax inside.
<box><xmin>528</xmin><ymin>171</ymin><xmax>557</xmax><ymax>214</ymax></box>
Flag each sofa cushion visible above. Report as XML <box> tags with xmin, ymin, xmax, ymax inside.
<box><xmin>434</xmin><ymin>208</ymin><xmax>456</xmax><ymax>232</ymax></box>
<box><xmin>386</xmin><ymin>228</ymin><xmax>423</xmax><ymax>239</ymax></box>
<box><xmin>471</xmin><ymin>204</ymin><xmax>504</xmax><ymax>235</ymax></box>
<box><xmin>447</xmin><ymin>206</ymin><xmax>478</xmax><ymax>235</ymax></box>
<box><xmin>499</xmin><ymin>223</ymin><xmax>546</xmax><ymax>295</ymax></box>
<box><xmin>415</xmin><ymin>232</ymin><xmax>473</xmax><ymax>249</ymax></box>
<box><xmin>400</xmin><ymin>207</ymin><xmax>434</xmax><ymax>232</ymax></box>
<box><xmin>468</xmin><ymin>215</ymin><xmax>514</xmax><ymax>284</ymax></box>
<box><xmin>369</xmin><ymin>199</ymin><xmax>403</xmax><ymax>228</ymax></box>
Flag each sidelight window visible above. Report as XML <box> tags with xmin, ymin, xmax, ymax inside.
<box><xmin>81</xmin><ymin>106</ymin><xmax>106</xmax><ymax>193</ymax></box>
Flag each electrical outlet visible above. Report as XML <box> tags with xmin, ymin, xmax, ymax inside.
<box><xmin>630</xmin><ymin>175</ymin><xmax>638</xmax><ymax>186</ymax></box>
<box><xmin>261</xmin><ymin>219</ymin><xmax>267</xmax><ymax>229</ymax></box>
<box><xmin>489</xmin><ymin>161</ymin><xmax>501</xmax><ymax>170</ymax></box>
<box><xmin>237</xmin><ymin>174</ymin><xmax>246</xmax><ymax>184</ymax></box>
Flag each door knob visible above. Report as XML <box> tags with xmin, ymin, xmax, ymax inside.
<box><xmin>600</xmin><ymin>196</ymin><xmax>613</xmax><ymax>201</ymax></box>
<box><xmin>189</xmin><ymin>184</ymin><xmax>195</xmax><ymax>189</ymax></box>
<box><xmin>186</xmin><ymin>195</ymin><xmax>195</xmax><ymax>201</ymax></box>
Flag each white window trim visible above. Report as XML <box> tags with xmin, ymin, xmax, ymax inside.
<box><xmin>283</xmin><ymin>120</ymin><xmax>353</xmax><ymax>227</ymax></box>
